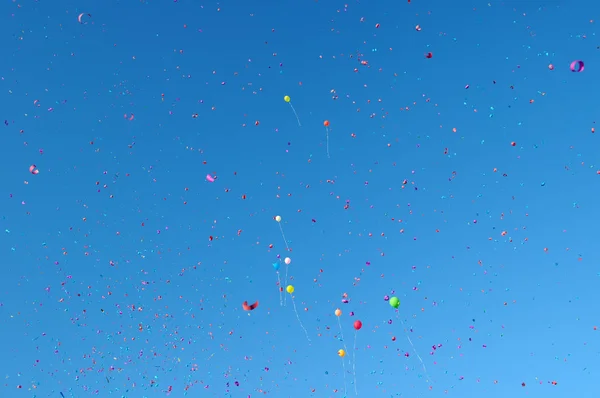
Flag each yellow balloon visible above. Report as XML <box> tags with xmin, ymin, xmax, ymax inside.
<box><xmin>286</xmin><ymin>285</ymin><xmax>295</xmax><ymax>294</ymax></box>
<box><xmin>338</xmin><ymin>349</ymin><xmax>346</xmax><ymax>357</ymax></box>
<box><xmin>334</xmin><ymin>309</ymin><xmax>342</xmax><ymax>317</ymax></box>
<box><xmin>275</xmin><ymin>215</ymin><xmax>282</xmax><ymax>222</ymax></box>
<box><xmin>284</xmin><ymin>95</ymin><xmax>291</xmax><ymax>103</ymax></box>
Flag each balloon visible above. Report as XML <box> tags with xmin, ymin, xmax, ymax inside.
<box><xmin>570</xmin><ymin>60</ymin><xmax>584</xmax><ymax>72</ymax></box>
<box><xmin>284</xmin><ymin>95</ymin><xmax>291</xmax><ymax>103</ymax></box>
<box><xmin>353</xmin><ymin>320</ymin><xmax>362</xmax><ymax>330</ymax></box>
<box><xmin>286</xmin><ymin>285</ymin><xmax>294</xmax><ymax>294</ymax></box>
<box><xmin>338</xmin><ymin>349</ymin><xmax>346</xmax><ymax>357</ymax></box>
<box><xmin>389</xmin><ymin>296</ymin><xmax>400</xmax><ymax>308</ymax></box>
<box><xmin>335</xmin><ymin>309</ymin><xmax>342</xmax><ymax>317</ymax></box>
<box><xmin>284</xmin><ymin>257</ymin><xmax>291</xmax><ymax>265</ymax></box>
<box><xmin>272</xmin><ymin>262</ymin><xmax>280</xmax><ymax>271</ymax></box>
<box><xmin>242</xmin><ymin>301</ymin><xmax>259</xmax><ymax>311</ymax></box>
<box><xmin>77</xmin><ymin>13</ymin><xmax>91</xmax><ymax>24</ymax></box>
<box><xmin>323</xmin><ymin>120</ymin><xmax>331</xmax><ymax>157</ymax></box>
<box><xmin>275</xmin><ymin>215</ymin><xmax>282</xmax><ymax>222</ymax></box>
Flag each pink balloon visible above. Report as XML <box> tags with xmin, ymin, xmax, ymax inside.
<box><xmin>570</xmin><ymin>60</ymin><xmax>584</xmax><ymax>72</ymax></box>
<box><xmin>206</xmin><ymin>174</ymin><xmax>215</xmax><ymax>182</ymax></box>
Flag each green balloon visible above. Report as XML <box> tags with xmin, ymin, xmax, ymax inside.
<box><xmin>389</xmin><ymin>296</ymin><xmax>400</xmax><ymax>309</ymax></box>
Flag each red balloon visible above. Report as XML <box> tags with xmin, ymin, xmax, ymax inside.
<box><xmin>242</xmin><ymin>301</ymin><xmax>259</xmax><ymax>311</ymax></box>
<box><xmin>353</xmin><ymin>320</ymin><xmax>363</xmax><ymax>330</ymax></box>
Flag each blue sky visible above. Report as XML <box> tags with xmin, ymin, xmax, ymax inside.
<box><xmin>1</xmin><ymin>1</ymin><xmax>599</xmax><ymax>397</ymax></box>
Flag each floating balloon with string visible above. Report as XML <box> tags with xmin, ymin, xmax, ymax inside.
<box><xmin>323</xmin><ymin>120</ymin><xmax>331</xmax><ymax>158</ymax></box>
<box><xmin>286</xmin><ymin>285</ymin><xmax>311</xmax><ymax>342</ymax></box>
<box><xmin>352</xmin><ymin>320</ymin><xmax>362</xmax><ymax>394</ymax></box>
<box><xmin>334</xmin><ymin>308</ymin><xmax>350</xmax><ymax>384</ymax></box>
<box><xmin>338</xmin><ymin>349</ymin><xmax>348</xmax><ymax>396</ymax></box>
<box><xmin>283</xmin><ymin>95</ymin><xmax>302</xmax><ymax>126</ymax></box>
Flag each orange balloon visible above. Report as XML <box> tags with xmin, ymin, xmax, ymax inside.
<box><xmin>323</xmin><ymin>120</ymin><xmax>330</xmax><ymax>127</ymax></box>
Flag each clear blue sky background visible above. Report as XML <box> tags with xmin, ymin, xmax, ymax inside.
<box><xmin>1</xmin><ymin>1</ymin><xmax>599</xmax><ymax>397</ymax></box>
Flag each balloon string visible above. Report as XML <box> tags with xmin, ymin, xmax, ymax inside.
<box><xmin>325</xmin><ymin>127</ymin><xmax>330</xmax><ymax>158</ymax></box>
<box><xmin>341</xmin><ymin>356</ymin><xmax>348</xmax><ymax>397</ymax></box>
<box><xmin>337</xmin><ymin>317</ymin><xmax>350</xmax><ymax>361</ymax></box>
<box><xmin>289</xmin><ymin>103</ymin><xmax>301</xmax><ymax>127</ymax></box>
<box><xmin>291</xmin><ymin>296</ymin><xmax>311</xmax><ymax>343</ymax></box>
<box><xmin>398</xmin><ymin>313</ymin><xmax>432</xmax><ymax>384</ymax></box>
<box><xmin>279</xmin><ymin>223</ymin><xmax>290</xmax><ymax>251</ymax></box>
<box><xmin>353</xmin><ymin>331</ymin><xmax>358</xmax><ymax>395</ymax></box>
<box><xmin>278</xmin><ymin>223</ymin><xmax>290</xmax><ymax>306</ymax></box>
<box><xmin>276</xmin><ymin>271</ymin><xmax>283</xmax><ymax>306</ymax></box>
